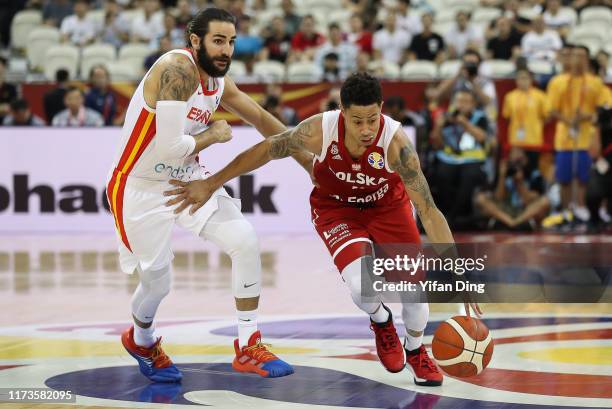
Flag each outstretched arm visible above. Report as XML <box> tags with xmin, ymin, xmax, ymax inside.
<box><xmin>164</xmin><ymin>114</ymin><xmax>323</xmax><ymax>214</ymax></box>
<box><xmin>221</xmin><ymin>76</ymin><xmax>315</xmax><ymax>173</ymax></box>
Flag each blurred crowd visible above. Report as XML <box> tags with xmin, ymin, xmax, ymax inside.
<box><xmin>0</xmin><ymin>0</ymin><xmax>611</xmax><ymax>233</ymax></box>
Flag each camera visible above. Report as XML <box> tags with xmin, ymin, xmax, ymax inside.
<box><xmin>464</xmin><ymin>61</ymin><xmax>479</xmax><ymax>77</ymax></box>
<box><xmin>506</xmin><ymin>161</ymin><xmax>523</xmax><ymax>178</ymax></box>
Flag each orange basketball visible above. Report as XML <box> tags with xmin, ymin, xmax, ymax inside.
<box><xmin>431</xmin><ymin>316</ymin><xmax>494</xmax><ymax>378</ymax></box>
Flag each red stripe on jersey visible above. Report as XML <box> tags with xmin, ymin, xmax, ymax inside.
<box><xmin>124</xmin><ymin>119</ymin><xmax>157</xmax><ymax>175</ymax></box>
<box><xmin>117</xmin><ymin>108</ymin><xmax>149</xmax><ymax>170</ymax></box>
<box><xmin>115</xmin><ymin>173</ymin><xmax>131</xmax><ymax>251</ymax></box>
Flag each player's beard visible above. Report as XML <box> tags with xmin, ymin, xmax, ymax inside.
<box><xmin>195</xmin><ymin>40</ymin><xmax>231</xmax><ymax>78</ymax></box>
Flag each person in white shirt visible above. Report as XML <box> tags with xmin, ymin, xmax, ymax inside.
<box><xmin>315</xmin><ymin>23</ymin><xmax>358</xmax><ymax>78</ymax></box>
<box><xmin>542</xmin><ymin>0</ymin><xmax>573</xmax><ymax>38</ymax></box>
<box><xmin>52</xmin><ymin>87</ymin><xmax>104</xmax><ymax>127</ymax></box>
<box><xmin>60</xmin><ymin>0</ymin><xmax>96</xmax><ymax>46</ymax></box>
<box><xmin>444</xmin><ymin>10</ymin><xmax>482</xmax><ymax>59</ymax></box>
<box><xmin>521</xmin><ymin>15</ymin><xmax>562</xmax><ymax>63</ymax></box>
<box><xmin>130</xmin><ymin>0</ymin><xmax>164</xmax><ymax>44</ymax></box>
<box><xmin>396</xmin><ymin>0</ymin><xmax>422</xmax><ymax>36</ymax></box>
<box><xmin>373</xmin><ymin>12</ymin><xmax>411</xmax><ymax>65</ymax></box>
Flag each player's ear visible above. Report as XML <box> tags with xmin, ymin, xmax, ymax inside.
<box><xmin>339</xmin><ymin>103</ymin><xmax>345</xmax><ymax>114</ymax></box>
<box><xmin>190</xmin><ymin>33</ymin><xmax>201</xmax><ymax>49</ymax></box>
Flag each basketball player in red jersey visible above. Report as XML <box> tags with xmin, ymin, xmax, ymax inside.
<box><xmin>165</xmin><ymin>73</ymin><xmax>482</xmax><ymax>386</ymax></box>
<box><xmin>108</xmin><ymin>8</ymin><xmax>312</xmax><ymax>382</ymax></box>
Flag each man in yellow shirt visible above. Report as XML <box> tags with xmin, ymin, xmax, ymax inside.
<box><xmin>547</xmin><ymin>45</ymin><xmax>608</xmax><ymax>219</ymax></box>
<box><xmin>502</xmin><ymin>68</ymin><xmax>549</xmax><ymax>173</ymax></box>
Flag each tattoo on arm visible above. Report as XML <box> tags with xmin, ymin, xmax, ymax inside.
<box><xmin>269</xmin><ymin>118</ymin><xmax>314</xmax><ymax>159</ymax></box>
<box><xmin>157</xmin><ymin>58</ymin><xmax>198</xmax><ymax>101</ymax></box>
<box><xmin>391</xmin><ymin>142</ymin><xmax>436</xmax><ymax>215</ymax></box>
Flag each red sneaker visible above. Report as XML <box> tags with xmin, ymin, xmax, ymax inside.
<box><xmin>232</xmin><ymin>330</ymin><xmax>294</xmax><ymax>378</ymax></box>
<box><xmin>405</xmin><ymin>345</ymin><xmax>443</xmax><ymax>386</ymax></box>
<box><xmin>370</xmin><ymin>306</ymin><xmax>405</xmax><ymax>373</ymax></box>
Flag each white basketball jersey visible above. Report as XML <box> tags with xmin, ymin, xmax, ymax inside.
<box><xmin>109</xmin><ymin>49</ymin><xmax>224</xmax><ymax>183</ymax></box>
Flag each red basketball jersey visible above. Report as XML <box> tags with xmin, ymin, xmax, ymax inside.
<box><xmin>310</xmin><ymin>110</ymin><xmax>409</xmax><ymax>209</ymax></box>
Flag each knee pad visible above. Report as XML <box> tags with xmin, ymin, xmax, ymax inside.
<box><xmin>342</xmin><ymin>256</ymin><xmax>380</xmax><ymax>313</ymax></box>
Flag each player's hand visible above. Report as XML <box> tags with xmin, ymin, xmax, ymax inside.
<box><xmin>463</xmin><ymin>292</ymin><xmax>483</xmax><ymax>319</ymax></box>
<box><xmin>207</xmin><ymin>120</ymin><xmax>232</xmax><ymax>144</ymax></box>
<box><xmin>164</xmin><ymin>179</ymin><xmax>215</xmax><ymax>215</ymax></box>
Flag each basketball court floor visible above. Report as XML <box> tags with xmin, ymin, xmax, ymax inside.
<box><xmin>1</xmin><ymin>231</ymin><xmax>611</xmax><ymax>409</ymax></box>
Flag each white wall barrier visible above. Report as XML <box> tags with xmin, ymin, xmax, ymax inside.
<box><xmin>0</xmin><ymin>126</ymin><xmax>414</xmax><ymax>234</ymax></box>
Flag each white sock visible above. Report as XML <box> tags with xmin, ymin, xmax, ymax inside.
<box><xmin>134</xmin><ymin>324</ymin><xmax>156</xmax><ymax>348</ymax></box>
<box><xmin>370</xmin><ymin>303</ymin><xmax>390</xmax><ymax>324</ymax></box>
<box><xmin>238</xmin><ymin>310</ymin><xmax>258</xmax><ymax>348</ymax></box>
<box><xmin>404</xmin><ymin>333</ymin><xmax>423</xmax><ymax>352</ymax></box>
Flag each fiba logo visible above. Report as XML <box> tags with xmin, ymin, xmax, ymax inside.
<box><xmin>367</xmin><ymin>152</ymin><xmax>384</xmax><ymax>170</ymax></box>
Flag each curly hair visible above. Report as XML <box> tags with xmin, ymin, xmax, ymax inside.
<box><xmin>340</xmin><ymin>72</ymin><xmax>382</xmax><ymax>109</ymax></box>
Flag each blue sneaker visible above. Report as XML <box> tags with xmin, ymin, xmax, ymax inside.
<box><xmin>121</xmin><ymin>326</ymin><xmax>182</xmax><ymax>383</ymax></box>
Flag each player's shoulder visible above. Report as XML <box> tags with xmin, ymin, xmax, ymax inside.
<box><xmin>150</xmin><ymin>51</ymin><xmax>198</xmax><ymax>79</ymax></box>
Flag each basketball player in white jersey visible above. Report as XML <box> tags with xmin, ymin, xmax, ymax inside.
<box><xmin>108</xmin><ymin>8</ymin><xmax>310</xmax><ymax>381</ymax></box>
<box><xmin>165</xmin><ymin>73</ymin><xmax>482</xmax><ymax>386</ymax></box>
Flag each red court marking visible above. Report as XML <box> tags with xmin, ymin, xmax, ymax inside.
<box><xmin>0</xmin><ymin>365</ymin><xmax>25</xmax><ymax>370</ymax></box>
<box><xmin>460</xmin><ymin>368</ymin><xmax>612</xmax><ymax>398</ymax></box>
<box><xmin>493</xmin><ymin>328</ymin><xmax>612</xmax><ymax>345</ymax></box>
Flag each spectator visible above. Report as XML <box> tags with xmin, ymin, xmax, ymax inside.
<box><xmin>43</xmin><ymin>68</ymin><xmax>70</xmax><ymax>123</ymax></box>
<box><xmin>260</xmin><ymin>17</ymin><xmax>293</xmax><ymax>63</ymax></box>
<box><xmin>586</xmin><ymin>101</ymin><xmax>612</xmax><ymax>230</ymax></box>
<box><xmin>42</xmin><ymin>0</ymin><xmax>73</xmax><ymax>27</ymax></box>
<box><xmin>373</xmin><ymin>12</ymin><xmax>411</xmax><ymax>65</ymax></box>
<box><xmin>85</xmin><ymin>65</ymin><xmax>117</xmax><ymax>126</ymax></box>
<box><xmin>2</xmin><ymin>99</ymin><xmax>45</xmax><ymax>126</ymax></box>
<box><xmin>262</xmin><ymin>84</ymin><xmax>299</xmax><ymax>125</ymax></box>
<box><xmin>433</xmin><ymin>50</ymin><xmax>497</xmax><ymax>122</ymax></box>
<box><xmin>319</xmin><ymin>86</ymin><xmax>341</xmax><ymax>112</ymax></box>
<box><xmin>475</xmin><ymin>147</ymin><xmax>550</xmax><ymax>229</ymax></box>
<box><xmin>281</xmin><ymin>0</ymin><xmax>301</xmax><ymax>37</ymax></box>
<box><xmin>100</xmin><ymin>0</ymin><xmax>130</xmax><ymax>49</ymax></box>
<box><xmin>445</xmin><ymin>10</ymin><xmax>482</xmax><ymax>59</ymax></box>
<box><xmin>384</xmin><ymin>95</ymin><xmax>424</xmax><ymax>127</ymax></box>
<box><xmin>542</xmin><ymin>0</ymin><xmax>573</xmax><ymax>38</ymax></box>
<box><xmin>355</xmin><ymin>51</ymin><xmax>373</xmax><ymax>74</ymax></box>
<box><xmin>144</xmin><ymin>35</ymin><xmax>173</xmax><ymax>70</ymax></box>
<box><xmin>547</xmin><ymin>45</ymin><xmax>608</xmax><ymax>221</ymax></box>
<box><xmin>408</xmin><ymin>12</ymin><xmax>445</xmax><ymax>63</ymax></box>
<box><xmin>486</xmin><ymin>16</ymin><xmax>523</xmax><ymax>61</ymax></box>
<box><xmin>131</xmin><ymin>0</ymin><xmax>164</xmax><ymax>44</ymax></box>
<box><xmin>431</xmin><ymin>89</ymin><xmax>490</xmax><ymax>228</ymax></box>
<box><xmin>395</xmin><ymin>0</ymin><xmax>422</xmax><ymax>36</ymax></box>
<box><xmin>315</xmin><ymin>23</ymin><xmax>358</xmax><ymax>79</ymax></box>
<box><xmin>347</xmin><ymin>14</ymin><xmax>373</xmax><ymax>55</ymax></box>
<box><xmin>153</xmin><ymin>12</ymin><xmax>183</xmax><ymax>49</ymax></box>
<box><xmin>521</xmin><ymin>16</ymin><xmax>562</xmax><ymax>64</ymax></box>
<box><xmin>290</xmin><ymin>15</ymin><xmax>325</xmax><ymax>61</ymax></box>
<box><xmin>233</xmin><ymin>15</ymin><xmax>263</xmax><ymax>60</ymax></box>
<box><xmin>555</xmin><ymin>43</ymin><xmax>573</xmax><ymax>74</ymax></box>
<box><xmin>52</xmin><ymin>87</ymin><xmax>104</xmax><ymax>127</ymax></box>
<box><xmin>595</xmin><ymin>50</ymin><xmax>611</xmax><ymax>81</ymax></box>
<box><xmin>60</xmin><ymin>0</ymin><xmax>95</xmax><ymax>46</ymax></box>
<box><xmin>0</xmin><ymin>57</ymin><xmax>18</xmax><ymax>125</ymax></box>
<box><xmin>175</xmin><ymin>0</ymin><xmax>193</xmax><ymax>30</ymax></box>
<box><xmin>502</xmin><ymin>69</ymin><xmax>550</xmax><ymax>172</ymax></box>
<box><xmin>319</xmin><ymin>53</ymin><xmax>340</xmax><ymax>82</ymax></box>
<box><xmin>262</xmin><ymin>95</ymin><xmax>299</xmax><ymax>126</ymax></box>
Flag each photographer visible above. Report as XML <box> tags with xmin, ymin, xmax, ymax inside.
<box><xmin>431</xmin><ymin>89</ymin><xmax>490</xmax><ymax>228</ymax></box>
<box><xmin>586</xmin><ymin>101</ymin><xmax>612</xmax><ymax>231</ymax></box>
<box><xmin>475</xmin><ymin>147</ymin><xmax>550</xmax><ymax>230</ymax></box>
<box><xmin>433</xmin><ymin>50</ymin><xmax>497</xmax><ymax>122</ymax></box>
